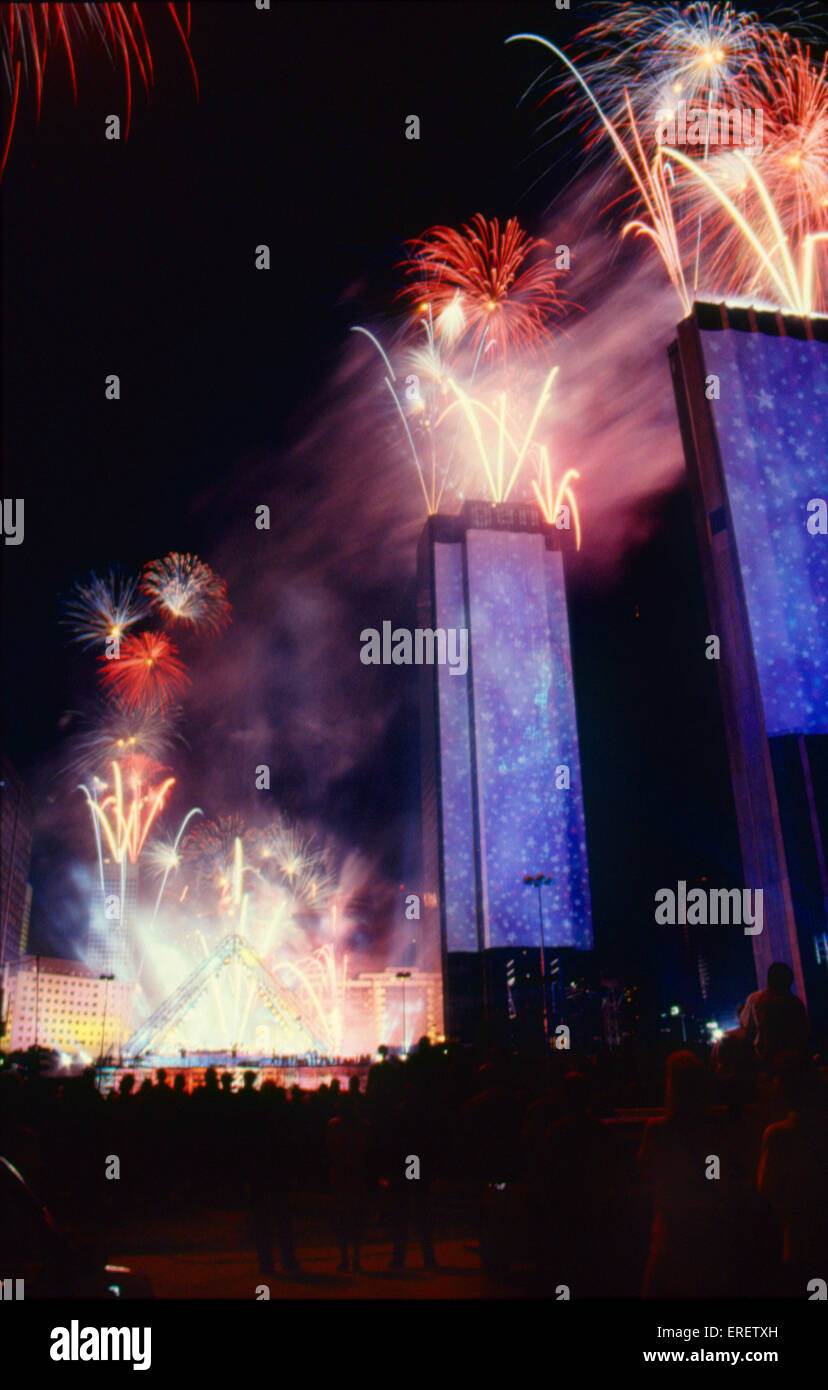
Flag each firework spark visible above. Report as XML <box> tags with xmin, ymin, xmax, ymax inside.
<box><xmin>403</xmin><ymin>215</ymin><xmax>571</xmax><ymax>360</ymax></box>
<box><xmin>1</xmin><ymin>3</ymin><xmax>197</xmax><ymax>175</ymax></box>
<box><xmin>142</xmin><ymin>553</ymin><xmax>231</xmax><ymax>631</ymax></box>
<box><xmin>256</xmin><ymin>818</ymin><xmax>335</xmax><ymax>906</ymax></box>
<box><xmin>99</xmin><ymin>629</ymin><xmax>190</xmax><ymax>713</ymax></box>
<box><xmin>62</xmin><ymin>569</ymin><xmax>146</xmax><ymax>649</ymax></box>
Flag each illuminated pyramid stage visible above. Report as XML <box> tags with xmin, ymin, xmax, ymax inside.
<box><xmin>124</xmin><ymin>933</ymin><xmax>330</xmax><ymax>1059</ymax></box>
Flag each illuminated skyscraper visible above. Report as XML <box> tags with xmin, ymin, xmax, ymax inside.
<box><xmin>670</xmin><ymin>303</ymin><xmax>828</xmax><ymax>1022</ymax></box>
<box><xmin>418</xmin><ymin>500</ymin><xmax>593</xmax><ymax>1037</ymax></box>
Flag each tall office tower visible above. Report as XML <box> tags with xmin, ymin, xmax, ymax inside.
<box><xmin>1</xmin><ymin>754</ymin><xmax>34</xmax><ymax>966</ymax></box>
<box><xmin>418</xmin><ymin>500</ymin><xmax>593</xmax><ymax>1039</ymax></box>
<box><xmin>670</xmin><ymin>304</ymin><xmax>828</xmax><ymax>1024</ymax></box>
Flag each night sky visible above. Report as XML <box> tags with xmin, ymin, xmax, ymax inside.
<box><xmin>1</xmin><ymin>2</ymin><xmax>760</xmax><ymax>1014</ymax></box>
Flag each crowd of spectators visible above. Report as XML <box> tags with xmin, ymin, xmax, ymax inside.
<box><xmin>1</xmin><ymin>963</ymin><xmax>824</xmax><ymax>1296</ymax></box>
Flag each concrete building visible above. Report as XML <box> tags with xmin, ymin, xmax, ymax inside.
<box><xmin>1</xmin><ymin>955</ymin><xmax>136</xmax><ymax>1061</ymax></box>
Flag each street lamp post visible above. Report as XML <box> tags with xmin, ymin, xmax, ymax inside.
<box><xmin>99</xmin><ymin>974</ymin><xmax>115</xmax><ymax>1069</ymax></box>
<box><xmin>523</xmin><ymin>875</ymin><xmax>552</xmax><ymax>1049</ymax></box>
<box><xmin>396</xmin><ymin>970</ymin><xmax>411</xmax><ymax>1055</ymax></box>
<box><xmin>34</xmin><ymin>953</ymin><xmax>41</xmax><ymax>1051</ymax></box>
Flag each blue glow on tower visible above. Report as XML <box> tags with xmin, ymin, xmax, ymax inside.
<box><xmin>418</xmin><ymin>501</ymin><xmax>593</xmax><ymax>958</ymax></box>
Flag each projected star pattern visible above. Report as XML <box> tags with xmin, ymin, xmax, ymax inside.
<box><xmin>435</xmin><ymin>527</ymin><xmax>592</xmax><ymax>951</ymax></box>
<box><xmin>434</xmin><ymin>541</ymin><xmax>479</xmax><ymax>951</ymax></box>
<box><xmin>701</xmin><ymin>329</ymin><xmax>828</xmax><ymax>736</ymax></box>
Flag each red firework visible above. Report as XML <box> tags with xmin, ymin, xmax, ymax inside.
<box><xmin>402</xmin><ymin>214</ymin><xmax>570</xmax><ymax>359</ymax></box>
<box><xmin>1</xmin><ymin>3</ymin><xmax>197</xmax><ymax>176</ymax></box>
<box><xmin>99</xmin><ymin>629</ymin><xmax>189</xmax><ymax>714</ymax></box>
<box><xmin>672</xmin><ymin>31</ymin><xmax>828</xmax><ymax>308</ymax></box>
<box><xmin>745</xmin><ymin>34</ymin><xmax>828</xmax><ymax>238</ymax></box>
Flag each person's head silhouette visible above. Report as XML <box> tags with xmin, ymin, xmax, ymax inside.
<box><xmin>563</xmin><ymin>1070</ymin><xmax>591</xmax><ymax>1118</ymax></box>
<box><xmin>665</xmin><ymin>1051</ymin><xmax>709</xmax><ymax>1122</ymax></box>
<box><xmin>767</xmin><ymin>961</ymin><xmax>794</xmax><ymax>994</ymax></box>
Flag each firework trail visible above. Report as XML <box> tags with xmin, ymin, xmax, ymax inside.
<box><xmin>532</xmin><ymin>454</ymin><xmax>582</xmax><ymax>546</ymax></box>
<box><xmin>438</xmin><ymin>365</ymin><xmax>564</xmax><ymax>505</ymax></box>
<box><xmin>572</xmin><ymin>3</ymin><xmax>773</xmax><ymax>129</ymax></box>
<box><xmin>1</xmin><ymin>2</ymin><xmax>197</xmax><ymax>175</ymax></box>
<box><xmin>351</xmin><ymin>322</ymin><xmax>461</xmax><ymax>515</ymax></box>
<box><xmin>142</xmin><ymin>553</ymin><xmax>232</xmax><ymax>632</ymax></box>
<box><xmin>78</xmin><ymin>753</ymin><xmax>175</xmax><ymax>910</ymax></box>
<box><xmin>271</xmin><ymin>945</ymin><xmax>347</xmax><ymax>1052</ymax></box>
<box><xmin>665</xmin><ymin>142</ymin><xmax>828</xmax><ymax>311</ymax></box>
<box><xmin>62</xmin><ymin>569</ymin><xmax>147</xmax><ymax>649</ymax></box>
<box><xmin>98</xmin><ymin>629</ymin><xmax>190</xmax><ymax>713</ymax></box>
<box><xmin>147</xmin><ymin>805</ymin><xmax>202</xmax><ymax>924</ymax></box>
<box><xmin>402</xmin><ymin>214</ymin><xmax>572</xmax><ymax>361</ymax></box>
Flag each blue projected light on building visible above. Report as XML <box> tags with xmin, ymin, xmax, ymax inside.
<box><xmin>424</xmin><ymin>505</ymin><xmax>593</xmax><ymax>954</ymax></box>
<box><xmin>700</xmin><ymin>329</ymin><xmax>828</xmax><ymax>735</ymax></box>
<box><xmin>433</xmin><ymin>541</ymin><xmax>477</xmax><ymax>951</ymax></box>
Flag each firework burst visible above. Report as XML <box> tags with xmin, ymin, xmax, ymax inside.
<box><xmin>255</xmin><ymin>818</ymin><xmax>335</xmax><ymax>907</ymax></box>
<box><xmin>180</xmin><ymin>816</ymin><xmax>256</xmax><ymax>911</ymax></box>
<box><xmin>63</xmin><ymin>699</ymin><xmax>182</xmax><ymax>778</ymax></box>
<box><xmin>511</xmin><ymin>28</ymin><xmax>828</xmax><ymax>314</ymax></box>
<box><xmin>745</xmin><ymin>34</ymin><xmax>828</xmax><ymax>236</ymax></box>
<box><xmin>142</xmin><ymin>553</ymin><xmax>231</xmax><ymax>631</ymax></box>
<box><xmin>62</xmin><ymin>569</ymin><xmax>146</xmax><ymax>649</ymax></box>
<box><xmin>403</xmin><ymin>215</ymin><xmax>571</xmax><ymax>360</ymax></box>
<box><xmin>99</xmin><ymin>629</ymin><xmax>190</xmax><ymax>713</ymax></box>
<box><xmin>568</xmin><ymin>3</ymin><xmax>774</xmax><ymax>140</ymax></box>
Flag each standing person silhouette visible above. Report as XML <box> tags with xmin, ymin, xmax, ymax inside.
<box><xmin>739</xmin><ymin>963</ymin><xmax>809</xmax><ymax>1070</ymax></box>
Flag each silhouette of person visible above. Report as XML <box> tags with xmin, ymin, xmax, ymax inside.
<box><xmin>758</xmin><ymin>1052</ymin><xmax>828</xmax><ymax>1294</ymax></box>
<box><xmin>327</xmin><ymin>1094</ymin><xmax>371</xmax><ymax>1272</ymax></box>
<box><xmin>243</xmin><ymin>1081</ymin><xmax>301</xmax><ymax>1276</ymax></box>
<box><xmin>638</xmin><ymin>1051</ymin><xmax>743</xmax><ymax>1298</ymax></box>
<box><xmin>739</xmin><ymin>962</ymin><xmax>809</xmax><ymax>1070</ymax></box>
<box><xmin>535</xmin><ymin>1070</ymin><xmax>613</xmax><ymax>1294</ymax></box>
